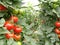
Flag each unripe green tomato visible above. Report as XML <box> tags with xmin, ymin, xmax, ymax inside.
<box><xmin>12</xmin><ymin>9</ymin><xmax>18</xmax><ymax>14</ymax></box>
<box><xmin>54</xmin><ymin>0</ymin><xmax>58</xmax><ymax>2</ymax></box>
<box><xmin>17</xmin><ymin>41</ymin><xmax>22</xmax><ymax>45</ymax></box>
<box><xmin>18</xmin><ymin>9</ymin><xmax>24</xmax><ymax>14</ymax></box>
<box><xmin>52</xmin><ymin>0</ymin><xmax>58</xmax><ymax>2</ymax></box>
<box><xmin>53</xmin><ymin>4</ymin><xmax>59</xmax><ymax>9</ymax></box>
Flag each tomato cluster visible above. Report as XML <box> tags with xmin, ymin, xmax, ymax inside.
<box><xmin>0</xmin><ymin>4</ymin><xmax>22</xmax><ymax>41</ymax></box>
<box><xmin>4</xmin><ymin>16</ymin><xmax>22</xmax><ymax>41</ymax></box>
<box><xmin>54</xmin><ymin>21</ymin><xmax>60</xmax><ymax>38</ymax></box>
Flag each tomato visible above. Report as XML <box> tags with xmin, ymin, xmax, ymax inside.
<box><xmin>14</xmin><ymin>27</ymin><xmax>22</xmax><ymax>33</ymax></box>
<box><xmin>13</xmin><ymin>34</ymin><xmax>21</xmax><ymax>41</ymax></box>
<box><xmin>0</xmin><ymin>4</ymin><xmax>6</xmax><ymax>10</ymax></box>
<box><xmin>12</xmin><ymin>9</ymin><xmax>18</xmax><ymax>14</ymax></box>
<box><xmin>52</xmin><ymin>0</ymin><xmax>58</xmax><ymax>2</ymax></box>
<box><xmin>4</xmin><ymin>22</ymin><xmax>14</xmax><ymax>31</ymax></box>
<box><xmin>53</xmin><ymin>4</ymin><xmax>58</xmax><ymax>9</ymax></box>
<box><xmin>11</xmin><ymin>16</ymin><xmax>18</xmax><ymax>23</ymax></box>
<box><xmin>17</xmin><ymin>41</ymin><xmax>22</xmax><ymax>45</ymax></box>
<box><xmin>55</xmin><ymin>21</ymin><xmax>60</xmax><ymax>28</ymax></box>
<box><xmin>18</xmin><ymin>9</ymin><xmax>24</xmax><ymax>14</ymax></box>
<box><xmin>5</xmin><ymin>33</ymin><xmax>14</xmax><ymax>39</ymax></box>
<box><xmin>54</xmin><ymin>28</ymin><xmax>60</xmax><ymax>34</ymax></box>
<box><xmin>4</xmin><ymin>21</ymin><xmax>9</xmax><ymax>27</ymax></box>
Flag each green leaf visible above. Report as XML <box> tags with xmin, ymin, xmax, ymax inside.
<box><xmin>7</xmin><ymin>38</ymin><xmax>18</xmax><ymax>45</ymax></box>
<box><xmin>36</xmin><ymin>25</ymin><xmax>43</xmax><ymax>35</ymax></box>
<box><xmin>12</xmin><ymin>41</ymin><xmax>18</xmax><ymax>45</ymax></box>
<box><xmin>0</xmin><ymin>0</ymin><xmax>22</xmax><ymax>8</ymax></box>
<box><xmin>0</xmin><ymin>12</ymin><xmax>5</xmax><ymax>17</ymax></box>
<box><xmin>52</xmin><ymin>8</ymin><xmax>60</xmax><ymax>17</ymax></box>
<box><xmin>25</xmin><ymin>29</ymin><xmax>33</xmax><ymax>35</ymax></box>
<box><xmin>45</xmin><ymin>40</ymin><xmax>53</xmax><ymax>45</ymax></box>
<box><xmin>0</xmin><ymin>39</ymin><xmax>6</xmax><ymax>45</ymax></box>
<box><xmin>18</xmin><ymin>18</ymin><xmax>27</xmax><ymax>25</ymax></box>
<box><xmin>30</xmin><ymin>39</ymin><xmax>37</xmax><ymax>45</ymax></box>
<box><xmin>27</xmin><ymin>23</ymin><xmax>34</xmax><ymax>29</ymax></box>
<box><xmin>24</xmin><ymin>35</ymin><xmax>32</xmax><ymax>42</ymax></box>
<box><xmin>0</xmin><ymin>27</ymin><xmax>10</xmax><ymax>34</ymax></box>
<box><xmin>0</xmin><ymin>18</ymin><xmax>5</xmax><ymax>27</ymax></box>
<box><xmin>0</xmin><ymin>35</ymin><xmax>5</xmax><ymax>39</ymax></box>
<box><xmin>7</xmin><ymin>38</ymin><xmax>14</xmax><ymax>45</ymax></box>
<box><xmin>56</xmin><ymin>42</ymin><xmax>60</xmax><ymax>45</ymax></box>
<box><xmin>23</xmin><ymin>35</ymin><xmax>37</xmax><ymax>45</ymax></box>
<box><xmin>56</xmin><ymin>7</ymin><xmax>60</xmax><ymax>17</ymax></box>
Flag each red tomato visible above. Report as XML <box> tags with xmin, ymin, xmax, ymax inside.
<box><xmin>4</xmin><ymin>22</ymin><xmax>14</xmax><ymax>31</ymax></box>
<box><xmin>0</xmin><ymin>4</ymin><xmax>6</xmax><ymax>10</ymax></box>
<box><xmin>54</xmin><ymin>28</ymin><xmax>60</xmax><ymax>34</ymax></box>
<box><xmin>55</xmin><ymin>21</ymin><xmax>60</xmax><ymax>28</ymax></box>
<box><xmin>14</xmin><ymin>27</ymin><xmax>22</xmax><ymax>33</ymax></box>
<box><xmin>4</xmin><ymin>21</ymin><xmax>9</xmax><ymax>27</ymax></box>
<box><xmin>5</xmin><ymin>33</ymin><xmax>14</xmax><ymax>39</ymax></box>
<box><xmin>13</xmin><ymin>34</ymin><xmax>21</xmax><ymax>41</ymax></box>
<box><xmin>11</xmin><ymin>16</ymin><xmax>18</xmax><ymax>23</ymax></box>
